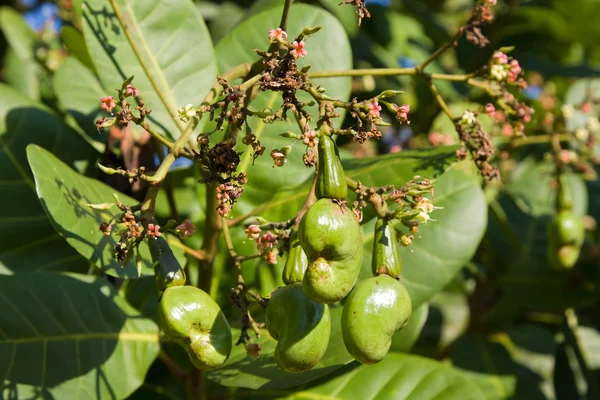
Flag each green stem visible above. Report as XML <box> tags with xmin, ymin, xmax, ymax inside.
<box><xmin>505</xmin><ymin>133</ymin><xmax>572</xmax><ymax>148</ymax></box>
<box><xmin>425</xmin><ymin>78</ymin><xmax>455</xmax><ymax>120</ymax></box>
<box><xmin>198</xmin><ymin>183</ymin><xmax>221</xmax><ymax>294</ymax></box>
<box><xmin>279</xmin><ymin>0</ymin><xmax>294</xmax><ymax>31</ymax></box>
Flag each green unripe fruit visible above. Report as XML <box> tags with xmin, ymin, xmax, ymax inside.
<box><xmin>149</xmin><ymin>237</ymin><xmax>186</xmax><ymax>292</ymax></box>
<box><xmin>316</xmin><ymin>135</ymin><xmax>347</xmax><ymax>200</ymax></box>
<box><xmin>299</xmin><ymin>199</ymin><xmax>363</xmax><ymax>303</ymax></box>
<box><xmin>282</xmin><ymin>229</ymin><xmax>309</xmax><ymax>284</ymax></box>
<box><xmin>547</xmin><ymin>210</ymin><xmax>584</xmax><ymax>270</ymax></box>
<box><xmin>372</xmin><ymin>218</ymin><xmax>402</xmax><ymax>278</ymax></box>
<box><xmin>265</xmin><ymin>283</ymin><xmax>331</xmax><ymax>373</ymax></box>
<box><xmin>342</xmin><ymin>275</ymin><xmax>412</xmax><ymax>364</ymax></box>
<box><xmin>158</xmin><ymin>286</ymin><xmax>232</xmax><ymax>371</ymax></box>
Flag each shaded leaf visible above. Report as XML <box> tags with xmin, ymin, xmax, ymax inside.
<box><xmin>0</xmin><ymin>83</ymin><xmax>95</xmax><ymax>273</ymax></box>
<box><xmin>0</xmin><ymin>272</ymin><xmax>159</xmax><ymax>398</ymax></box>
<box><xmin>61</xmin><ymin>26</ymin><xmax>97</xmax><ymax>73</ymax></box>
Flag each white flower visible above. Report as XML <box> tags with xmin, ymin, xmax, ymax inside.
<box><xmin>587</xmin><ymin>117</ymin><xmax>599</xmax><ymax>132</ymax></box>
<box><xmin>178</xmin><ymin>104</ymin><xmax>196</xmax><ymax>122</ymax></box>
<box><xmin>415</xmin><ymin>211</ymin><xmax>436</xmax><ymax>224</ymax></box>
<box><xmin>460</xmin><ymin>111</ymin><xmax>477</xmax><ymax>127</ymax></box>
<box><xmin>561</xmin><ymin>104</ymin><xmax>574</xmax><ymax>119</ymax></box>
<box><xmin>490</xmin><ymin>64</ymin><xmax>507</xmax><ymax>81</ymax></box>
<box><xmin>575</xmin><ymin>127</ymin><xmax>590</xmax><ymax>142</ymax></box>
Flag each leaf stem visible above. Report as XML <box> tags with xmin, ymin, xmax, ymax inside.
<box><xmin>279</xmin><ymin>0</ymin><xmax>294</xmax><ymax>31</ymax></box>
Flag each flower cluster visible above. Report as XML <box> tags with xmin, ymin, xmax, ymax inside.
<box><xmin>216</xmin><ymin>183</ymin><xmax>244</xmax><ymax>216</ymax></box>
<box><xmin>257</xmin><ymin>231</ymin><xmax>279</xmax><ymax>265</ymax></box>
<box><xmin>488</xmin><ymin>52</ymin><xmax>526</xmax><ymax>87</ymax></box>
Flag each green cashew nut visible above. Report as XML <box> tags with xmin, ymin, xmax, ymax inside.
<box><xmin>148</xmin><ymin>236</ymin><xmax>186</xmax><ymax>292</ymax></box>
<box><xmin>266</xmin><ymin>283</ymin><xmax>331</xmax><ymax>373</ymax></box>
<box><xmin>299</xmin><ymin>198</ymin><xmax>363</xmax><ymax>303</ymax></box>
<box><xmin>158</xmin><ymin>286</ymin><xmax>232</xmax><ymax>371</ymax></box>
<box><xmin>282</xmin><ymin>229</ymin><xmax>309</xmax><ymax>284</ymax></box>
<box><xmin>342</xmin><ymin>275</ymin><xmax>412</xmax><ymax>364</ymax></box>
<box><xmin>372</xmin><ymin>218</ymin><xmax>402</xmax><ymax>278</ymax></box>
<box><xmin>547</xmin><ymin>210</ymin><xmax>585</xmax><ymax>270</ymax></box>
<box><xmin>316</xmin><ymin>135</ymin><xmax>347</xmax><ymax>200</ymax></box>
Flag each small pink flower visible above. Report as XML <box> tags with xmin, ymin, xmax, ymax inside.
<box><xmin>509</xmin><ymin>59</ymin><xmax>522</xmax><ymax>75</ymax></box>
<box><xmin>290</xmin><ymin>41</ymin><xmax>307</xmax><ymax>58</ymax></box>
<box><xmin>263</xmin><ymin>249</ymin><xmax>278</xmax><ymax>265</ymax></box>
<box><xmin>494</xmin><ymin>110</ymin><xmax>506</xmax><ymax>123</ymax></box>
<box><xmin>268</xmin><ymin>28</ymin><xmax>288</xmax><ymax>43</ymax></box>
<box><xmin>485</xmin><ymin>103</ymin><xmax>496</xmax><ymax>117</ymax></box>
<box><xmin>395</xmin><ymin>104</ymin><xmax>410</xmax><ymax>123</ymax></box>
<box><xmin>257</xmin><ymin>232</ymin><xmax>278</xmax><ymax>250</ymax></box>
<box><xmin>369</xmin><ymin>99</ymin><xmax>382</xmax><ymax>117</ymax></box>
<box><xmin>246</xmin><ymin>343</ymin><xmax>261</xmax><ymax>358</ymax></box>
<box><xmin>390</xmin><ymin>145</ymin><xmax>402</xmax><ymax>153</ymax></box>
<box><xmin>100</xmin><ymin>96</ymin><xmax>116</xmax><ymax>113</ymax></box>
<box><xmin>502</xmin><ymin>123</ymin><xmax>514</xmax><ymax>137</ymax></box>
<box><xmin>486</xmin><ymin>0</ymin><xmax>497</xmax><ymax>5</ymax></box>
<box><xmin>302</xmin><ymin>130</ymin><xmax>318</xmax><ymax>147</ymax></box>
<box><xmin>492</xmin><ymin>51</ymin><xmax>508</xmax><ymax>65</ymax></box>
<box><xmin>558</xmin><ymin>150</ymin><xmax>573</xmax><ymax>164</ymax></box>
<box><xmin>147</xmin><ymin>223</ymin><xmax>161</xmax><ymax>239</ymax></box>
<box><xmin>176</xmin><ymin>219</ymin><xmax>195</xmax><ymax>238</ymax></box>
<box><xmin>581</xmin><ymin>103</ymin><xmax>592</xmax><ymax>113</ymax></box>
<box><xmin>245</xmin><ymin>224</ymin><xmax>261</xmax><ymax>240</ymax></box>
<box><xmin>125</xmin><ymin>84</ymin><xmax>139</xmax><ymax>97</ymax></box>
<box><xmin>428</xmin><ymin>132</ymin><xmax>442</xmax><ymax>146</ymax></box>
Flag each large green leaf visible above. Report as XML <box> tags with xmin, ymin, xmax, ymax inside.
<box><xmin>0</xmin><ymin>83</ymin><xmax>94</xmax><ymax>273</ymax></box>
<box><xmin>278</xmin><ymin>353</ymin><xmax>486</xmax><ymax>399</ymax></box>
<box><xmin>215</xmin><ymin>4</ymin><xmax>352</xmax><ymax>216</ymax></box>
<box><xmin>0</xmin><ymin>272</ymin><xmax>159</xmax><ymax>399</ymax></box>
<box><xmin>82</xmin><ymin>0</ymin><xmax>217</xmax><ymax>139</ymax></box>
<box><xmin>207</xmin><ymin>303</ymin><xmax>428</xmax><ymax>390</ymax></box>
<box><xmin>53</xmin><ymin>56</ymin><xmax>108</xmax><ymax>152</ymax></box>
<box><xmin>27</xmin><ymin>145</ymin><xmax>168</xmax><ymax>278</ymax></box>
<box><xmin>361</xmin><ymin>163</ymin><xmax>488</xmax><ymax>308</ymax></box>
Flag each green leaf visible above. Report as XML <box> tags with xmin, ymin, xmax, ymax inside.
<box><xmin>0</xmin><ymin>83</ymin><xmax>95</xmax><ymax>273</ymax></box>
<box><xmin>0</xmin><ymin>7</ymin><xmax>40</xmax><ymax>100</ymax></box>
<box><xmin>3</xmin><ymin>47</ymin><xmax>40</xmax><ymax>101</ymax></box>
<box><xmin>0</xmin><ymin>272</ymin><xmax>159</xmax><ymax>398</ymax></box>
<box><xmin>361</xmin><ymin>163</ymin><xmax>488</xmax><ymax>308</ymax></box>
<box><xmin>82</xmin><ymin>0</ymin><xmax>217</xmax><ymax>139</ymax></box>
<box><xmin>27</xmin><ymin>145</ymin><xmax>178</xmax><ymax>278</ymax></box>
<box><xmin>215</xmin><ymin>4</ymin><xmax>352</xmax><ymax>216</ymax></box>
<box><xmin>505</xmin><ymin>158</ymin><xmax>588</xmax><ymax>217</ymax></box>
<box><xmin>207</xmin><ymin>301</ymin><xmax>428</xmax><ymax>390</ymax></box>
<box><xmin>450</xmin><ymin>334</ymin><xmax>518</xmax><ymax>400</ymax></box>
<box><xmin>53</xmin><ymin>56</ymin><xmax>108</xmax><ymax>152</ymax></box>
<box><xmin>61</xmin><ymin>26</ymin><xmax>97</xmax><ymax>73</ymax></box>
<box><xmin>281</xmin><ymin>353</ymin><xmax>486</xmax><ymax>399</ymax></box>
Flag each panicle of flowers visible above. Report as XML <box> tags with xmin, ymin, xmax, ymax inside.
<box><xmin>488</xmin><ymin>51</ymin><xmax>526</xmax><ymax>87</ymax></box>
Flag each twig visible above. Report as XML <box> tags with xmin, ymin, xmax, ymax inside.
<box><xmin>158</xmin><ymin>351</ymin><xmax>187</xmax><ymax>382</ymax></box>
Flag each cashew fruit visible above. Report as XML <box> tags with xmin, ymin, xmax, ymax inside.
<box><xmin>282</xmin><ymin>229</ymin><xmax>309</xmax><ymax>284</ymax></box>
<box><xmin>342</xmin><ymin>275</ymin><xmax>412</xmax><ymax>364</ymax></box>
<box><xmin>299</xmin><ymin>198</ymin><xmax>363</xmax><ymax>303</ymax></box>
<box><xmin>316</xmin><ymin>135</ymin><xmax>347</xmax><ymax>200</ymax></box>
<box><xmin>372</xmin><ymin>218</ymin><xmax>402</xmax><ymax>278</ymax></box>
<box><xmin>547</xmin><ymin>210</ymin><xmax>584</xmax><ymax>270</ymax></box>
<box><xmin>149</xmin><ymin>236</ymin><xmax>186</xmax><ymax>292</ymax></box>
<box><xmin>158</xmin><ymin>286</ymin><xmax>232</xmax><ymax>371</ymax></box>
<box><xmin>265</xmin><ymin>283</ymin><xmax>331</xmax><ymax>373</ymax></box>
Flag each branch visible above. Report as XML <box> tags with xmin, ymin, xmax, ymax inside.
<box><xmin>279</xmin><ymin>0</ymin><xmax>294</xmax><ymax>31</ymax></box>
